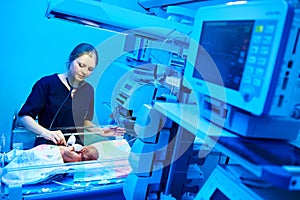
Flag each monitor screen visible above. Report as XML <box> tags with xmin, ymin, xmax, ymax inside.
<box><xmin>184</xmin><ymin>0</ymin><xmax>293</xmax><ymax>116</ymax></box>
<box><xmin>192</xmin><ymin>21</ymin><xmax>254</xmax><ymax>91</ymax></box>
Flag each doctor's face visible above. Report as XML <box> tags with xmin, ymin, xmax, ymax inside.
<box><xmin>69</xmin><ymin>53</ymin><xmax>97</xmax><ymax>81</ymax></box>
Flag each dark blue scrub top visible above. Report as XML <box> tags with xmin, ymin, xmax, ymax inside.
<box><xmin>18</xmin><ymin>74</ymin><xmax>94</xmax><ymax>145</ymax></box>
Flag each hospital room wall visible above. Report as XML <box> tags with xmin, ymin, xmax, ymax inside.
<box><xmin>0</xmin><ymin>0</ymin><xmax>138</xmax><ymax>149</ymax></box>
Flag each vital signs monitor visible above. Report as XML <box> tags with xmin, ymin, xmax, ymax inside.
<box><xmin>184</xmin><ymin>0</ymin><xmax>300</xmax><ymax>139</ymax></box>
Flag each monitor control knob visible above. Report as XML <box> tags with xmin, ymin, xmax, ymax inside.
<box><xmin>241</xmin><ymin>87</ymin><xmax>255</xmax><ymax>102</ymax></box>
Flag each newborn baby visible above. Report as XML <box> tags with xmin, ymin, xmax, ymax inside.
<box><xmin>59</xmin><ymin>144</ymin><xmax>99</xmax><ymax>162</ymax></box>
<box><xmin>60</xmin><ymin>134</ymin><xmax>99</xmax><ymax>162</ymax></box>
<box><xmin>3</xmin><ymin>144</ymin><xmax>99</xmax><ymax>185</ymax></box>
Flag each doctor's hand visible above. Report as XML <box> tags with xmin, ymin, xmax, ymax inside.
<box><xmin>99</xmin><ymin>126</ymin><xmax>126</xmax><ymax>137</ymax></box>
<box><xmin>41</xmin><ymin>130</ymin><xmax>67</xmax><ymax>145</ymax></box>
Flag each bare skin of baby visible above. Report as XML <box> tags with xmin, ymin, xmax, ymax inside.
<box><xmin>59</xmin><ymin>145</ymin><xmax>99</xmax><ymax>162</ymax></box>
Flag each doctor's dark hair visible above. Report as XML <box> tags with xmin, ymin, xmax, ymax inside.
<box><xmin>67</xmin><ymin>43</ymin><xmax>99</xmax><ymax>69</ymax></box>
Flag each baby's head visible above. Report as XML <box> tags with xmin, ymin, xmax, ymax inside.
<box><xmin>79</xmin><ymin>145</ymin><xmax>99</xmax><ymax>161</ymax></box>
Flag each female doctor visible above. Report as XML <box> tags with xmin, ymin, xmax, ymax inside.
<box><xmin>18</xmin><ymin>43</ymin><xmax>125</xmax><ymax>146</ymax></box>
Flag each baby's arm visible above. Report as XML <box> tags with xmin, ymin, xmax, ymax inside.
<box><xmin>59</xmin><ymin>146</ymin><xmax>81</xmax><ymax>162</ymax></box>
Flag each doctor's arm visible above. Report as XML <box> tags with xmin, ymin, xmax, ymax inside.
<box><xmin>18</xmin><ymin>115</ymin><xmax>66</xmax><ymax>145</ymax></box>
<box><xmin>83</xmin><ymin>120</ymin><xmax>125</xmax><ymax>137</ymax></box>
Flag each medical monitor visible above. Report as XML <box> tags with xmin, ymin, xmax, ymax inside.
<box><xmin>184</xmin><ymin>0</ymin><xmax>295</xmax><ymax>116</ymax></box>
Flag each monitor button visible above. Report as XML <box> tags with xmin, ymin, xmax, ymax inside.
<box><xmin>241</xmin><ymin>86</ymin><xmax>255</xmax><ymax>102</ymax></box>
